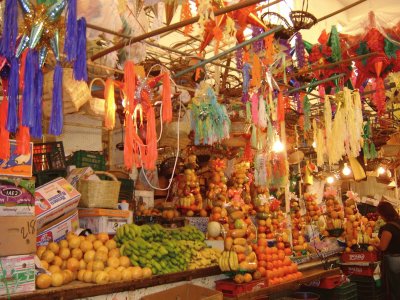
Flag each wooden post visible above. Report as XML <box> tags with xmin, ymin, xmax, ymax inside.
<box><xmin>90</xmin><ymin>0</ymin><xmax>283</xmax><ymax>61</ymax></box>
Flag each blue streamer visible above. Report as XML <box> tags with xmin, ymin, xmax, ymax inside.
<box><xmin>31</xmin><ymin>69</ymin><xmax>43</xmax><ymax>138</ymax></box>
<box><xmin>1</xmin><ymin>0</ymin><xmax>18</xmax><ymax>58</ymax></box>
<box><xmin>22</xmin><ymin>49</ymin><xmax>38</xmax><ymax>128</ymax></box>
<box><xmin>6</xmin><ymin>57</ymin><xmax>19</xmax><ymax>133</ymax></box>
<box><xmin>64</xmin><ymin>0</ymin><xmax>77</xmax><ymax>61</ymax></box>
<box><xmin>49</xmin><ymin>62</ymin><xmax>63</xmax><ymax>135</ymax></box>
<box><xmin>73</xmin><ymin>18</ymin><xmax>88</xmax><ymax>81</ymax></box>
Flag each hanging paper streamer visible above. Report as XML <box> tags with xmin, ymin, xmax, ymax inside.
<box><xmin>144</xmin><ymin>106</ymin><xmax>157</xmax><ymax>170</ymax></box>
<box><xmin>242</xmin><ymin>63</ymin><xmax>251</xmax><ymax>102</ymax></box>
<box><xmin>64</xmin><ymin>0</ymin><xmax>77</xmax><ymax>61</ymax></box>
<box><xmin>251</xmin><ymin>92</ymin><xmax>259</xmax><ymax>125</ymax></box>
<box><xmin>258</xmin><ymin>96</ymin><xmax>267</xmax><ymax>129</ymax></box>
<box><xmin>328</xmin><ymin>25</ymin><xmax>342</xmax><ymax>63</ymax></box>
<box><xmin>212</xmin><ymin>17</ymin><xmax>223</xmax><ymax>55</ymax></box>
<box><xmin>1</xmin><ymin>0</ymin><xmax>18</xmax><ymax>59</ymax></box>
<box><xmin>246</xmin><ymin>100</ymin><xmax>251</xmax><ymax>123</ymax></box>
<box><xmin>303</xmin><ymin>95</ymin><xmax>311</xmax><ymax>132</ymax></box>
<box><xmin>73</xmin><ymin>18</ymin><xmax>88</xmax><ymax>81</ymax></box>
<box><xmin>22</xmin><ymin>49</ymin><xmax>38</xmax><ymax>128</ymax></box>
<box><xmin>254</xmin><ymin>152</ymin><xmax>267</xmax><ymax>187</ymax></box>
<box><xmin>104</xmin><ymin>79</ymin><xmax>115</xmax><ymax>130</ymax></box>
<box><xmin>162</xmin><ymin>71</ymin><xmax>172</xmax><ymax>123</ymax></box>
<box><xmin>236</xmin><ymin>49</ymin><xmax>243</xmax><ymax>70</ymax></box>
<box><xmin>31</xmin><ymin>69</ymin><xmax>43</xmax><ymax>138</ymax></box>
<box><xmin>277</xmin><ymin>91</ymin><xmax>285</xmax><ymax>123</ymax></box>
<box><xmin>49</xmin><ymin>62</ymin><xmax>63</xmax><ymax>135</ymax></box>
<box><xmin>251</xmin><ymin>125</ymin><xmax>257</xmax><ymax>149</ymax></box>
<box><xmin>7</xmin><ymin>57</ymin><xmax>19</xmax><ymax>133</ymax></box>
<box><xmin>123</xmin><ymin>61</ymin><xmax>136</xmax><ymax>170</ymax></box>
<box><xmin>252</xmin><ymin>26</ymin><xmax>265</xmax><ymax>53</ymax></box>
<box><xmin>295</xmin><ymin>32</ymin><xmax>306</xmax><ymax>68</ymax></box>
<box><xmin>251</xmin><ymin>54</ymin><xmax>261</xmax><ymax>88</ymax></box>
<box><xmin>0</xmin><ymin>79</ymin><xmax>10</xmax><ymax>160</ymax></box>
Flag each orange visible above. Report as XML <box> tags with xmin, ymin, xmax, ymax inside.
<box><xmin>243</xmin><ymin>273</ymin><xmax>252</xmax><ymax>283</ymax></box>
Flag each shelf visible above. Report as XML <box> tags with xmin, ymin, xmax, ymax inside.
<box><xmin>1</xmin><ymin>266</ymin><xmax>221</xmax><ymax>300</ymax></box>
<box><xmin>230</xmin><ymin>267</ymin><xmax>341</xmax><ymax>300</ymax></box>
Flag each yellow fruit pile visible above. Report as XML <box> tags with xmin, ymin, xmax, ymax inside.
<box><xmin>35</xmin><ymin>232</ymin><xmax>152</xmax><ymax>289</ymax></box>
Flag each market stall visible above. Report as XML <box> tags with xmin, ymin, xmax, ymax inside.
<box><xmin>0</xmin><ymin>0</ymin><xmax>400</xmax><ymax>299</ymax></box>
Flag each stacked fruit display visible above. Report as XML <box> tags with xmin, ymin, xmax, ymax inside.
<box><xmin>114</xmin><ymin>223</ymin><xmax>219</xmax><ymax>274</ymax></box>
<box><xmin>188</xmin><ymin>248</ymin><xmax>222</xmax><ymax>270</ymax></box>
<box><xmin>289</xmin><ymin>195</ymin><xmax>309</xmax><ymax>256</ymax></box>
<box><xmin>343</xmin><ymin>191</ymin><xmax>377</xmax><ymax>249</ymax></box>
<box><xmin>35</xmin><ymin>232</ymin><xmax>150</xmax><ymax>289</ymax></box>
<box><xmin>323</xmin><ymin>188</ymin><xmax>344</xmax><ymax>237</ymax></box>
<box><xmin>254</xmin><ymin>239</ymin><xmax>303</xmax><ymax>286</ymax></box>
<box><xmin>207</xmin><ymin>158</ymin><xmax>229</xmax><ymax>207</ymax></box>
<box><xmin>304</xmin><ymin>193</ymin><xmax>322</xmax><ymax>223</ymax></box>
<box><xmin>218</xmin><ymin>206</ymin><xmax>258</xmax><ymax>282</ymax></box>
<box><xmin>228</xmin><ymin>162</ymin><xmax>252</xmax><ymax>207</ymax></box>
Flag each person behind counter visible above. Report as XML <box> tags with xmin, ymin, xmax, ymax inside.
<box><xmin>376</xmin><ymin>201</ymin><xmax>400</xmax><ymax>300</ymax></box>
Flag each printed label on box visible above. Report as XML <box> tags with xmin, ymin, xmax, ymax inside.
<box><xmin>0</xmin><ymin>178</ymin><xmax>35</xmax><ymax>216</ymax></box>
<box><xmin>0</xmin><ymin>255</ymin><xmax>35</xmax><ymax>296</ymax></box>
<box><xmin>0</xmin><ymin>141</ymin><xmax>33</xmax><ymax>178</ymax></box>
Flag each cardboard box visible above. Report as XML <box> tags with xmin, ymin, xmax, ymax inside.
<box><xmin>0</xmin><ymin>255</ymin><xmax>35</xmax><ymax>296</ymax></box>
<box><xmin>37</xmin><ymin>209</ymin><xmax>79</xmax><ymax>246</ymax></box>
<box><xmin>0</xmin><ymin>178</ymin><xmax>35</xmax><ymax>216</ymax></box>
<box><xmin>141</xmin><ymin>284</ymin><xmax>223</xmax><ymax>300</ymax></box>
<box><xmin>0</xmin><ymin>216</ymin><xmax>36</xmax><ymax>256</ymax></box>
<box><xmin>78</xmin><ymin>208</ymin><xmax>130</xmax><ymax>235</ymax></box>
<box><xmin>35</xmin><ymin>177</ymin><xmax>81</xmax><ymax>229</ymax></box>
<box><xmin>0</xmin><ymin>140</ymin><xmax>33</xmax><ymax>178</ymax></box>
<box><xmin>66</xmin><ymin>167</ymin><xmax>98</xmax><ymax>188</ymax></box>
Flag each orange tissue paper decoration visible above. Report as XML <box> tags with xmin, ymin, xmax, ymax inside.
<box><xmin>251</xmin><ymin>54</ymin><xmax>261</xmax><ymax>88</ymax></box>
<box><xmin>144</xmin><ymin>106</ymin><xmax>157</xmax><ymax>170</ymax></box>
<box><xmin>123</xmin><ymin>61</ymin><xmax>136</xmax><ymax>170</ymax></box>
<box><xmin>104</xmin><ymin>79</ymin><xmax>115</xmax><ymax>130</ymax></box>
<box><xmin>162</xmin><ymin>71</ymin><xmax>172</xmax><ymax>123</ymax></box>
<box><xmin>277</xmin><ymin>91</ymin><xmax>285</xmax><ymax>123</ymax></box>
<box><xmin>181</xmin><ymin>0</ymin><xmax>193</xmax><ymax>34</ymax></box>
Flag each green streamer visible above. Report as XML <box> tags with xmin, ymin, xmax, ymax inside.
<box><xmin>384</xmin><ymin>38</ymin><xmax>400</xmax><ymax>59</ymax></box>
<box><xmin>328</xmin><ymin>25</ymin><xmax>342</xmax><ymax>63</ymax></box>
<box><xmin>356</xmin><ymin>42</ymin><xmax>369</xmax><ymax>66</ymax></box>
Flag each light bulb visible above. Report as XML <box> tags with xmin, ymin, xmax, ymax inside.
<box><xmin>122</xmin><ymin>98</ymin><xmax>127</xmax><ymax>108</ymax></box>
<box><xmin>272</xmin><ymin>139</ymin><xmax>284</xmax><ymax>153</ymax></box>
<box><xmin>342</xmin><ymin>163</ymin><xmax>351</xmax><ymax>176</ymax></box>
<box><xmin>312</xmin><ymin>141</ymin><xmax>316</xmax><ymax>148</ymax></box>
<box><xmin>377</xmin><ymin>166</ymin><xmax>386</xmax><ymax>176</ymax></box>
<box><xmin>326</xmin><ymin>176</ymin><xmax>335</xmax><ymax>184</ymax></box>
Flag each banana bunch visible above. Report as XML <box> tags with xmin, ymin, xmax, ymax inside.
<box><xmin>115</xmin><ymin>224</ymin><xmax>142</xmax><ymax>247</ymax></box>
<box><xmin>357</xmin><ymin>232</ymin><xmax>371</xmax><ymax>244</ymax></box>
<box><xmin>218</xmin><ymin>250</ymin><xmax>239</xmax><ymax>272</ymax></box>
<box><xmin>332</xmin><ymin>219</ymin><xmax>343</xmax><ymax>229</ymax></box>
<box><xmin>188</xmin><ymin>248</ymin><xmax>221</xmax><ymax>270</ymax></box>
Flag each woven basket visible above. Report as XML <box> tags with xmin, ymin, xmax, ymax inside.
<box><xmin>83</xmin><ymin>78</ymin><xmax>106</xmax><ymax>117</ymax></box>
<box><xmin>78</xmin><ymin>171</ymin><xmax>121</xmax><ymax>209</ymax></box>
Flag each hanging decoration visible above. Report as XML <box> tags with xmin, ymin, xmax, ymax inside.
<box><xmin>190</xmin><ymin>81</ymin><xmax>230</xmax><ymax>145</ymax></box>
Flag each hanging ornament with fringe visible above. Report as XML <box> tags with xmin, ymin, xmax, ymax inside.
<box><xmin>162</xmin><ymin>70</ymin><xmax>172</xmax><ymax>123</ymax></box>
<box><xmin>1</xmin><ymin>0</ymin><xmax>18</xmax><ymax>59</ymax></box>
<box><xmin>0</xmin><ymin>79</ymin><xmax>10</xmax><ymax>160</ymax></box>
<box><xmin>104</xmin><ymin>79</ymin><xmax>115</xmax><ymax>130</ymax></box>
<box><xmin>7</xmin><ymin>57</ymin><xmax>19</xmax><ymax>133</ymax></box>
<box><xmin>64</xmin><ymin>0</ymin><xmax>77</xmax><ymax>62</ymax></box>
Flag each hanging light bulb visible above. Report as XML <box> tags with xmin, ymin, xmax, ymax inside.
<box><xmin>326</xmin><ymin>176</ymin><xmax>335</xmax><ymax>184</ymax></box>
<box><xmin>312</xmin><ymin>141</ymin><xmax>316</xmax><ymax>149</ymax></box>
<box><xmin>377</xmin><ymin>166</ymin><xmax>386</xmax><ymax>176</ymax></box>
<box><xmin>342</xmin><ymin>163</ymin><xmax>352</xmax><ymax>176</ymax></box>
<box><xmin>272</xmin><ymin>137</ymin><xmax>284</xmax><ymax>153</ymax></box>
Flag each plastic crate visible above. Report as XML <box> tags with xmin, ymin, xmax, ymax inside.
<box><xmin>68</xmin><ymin>150</ymin><xmax>106</xmax><ymax>171</ymax></box>
<box><xmin>341</xmin><ymin>251</ymin><xmax>379</xmax><ymax>263</ymax></box>
<box><xmin>119</xmin><ymin>178</ymin><xmax>134</xmax><ymax>201</ymax></box>
<box><xmin>33</xmin><ymin>142</ymin><xmax>67</xmax><ymax>173</ymax></box>
<box><xmin>349</xmin><ymin>275</ymin><xmax>383</xmax><ymax>297</ymax></box>
<box><xmin>35</xmin><ymin>170</ymin><xmax>67</xmax><ymax>187</ymax></box>
<box><xmin>215</xmin><ymin>278</ymin><xmax>267</xmax><ymax>297</ymax></box>
<box><xmin>301</xmin><ymin>282</ymin><xmax>357</xmax><ymax>300</ymax></box>
<box><xmin>341</xmin><ymin>264</ymin><xmax>376</xmax><ymax>277</ymax></box>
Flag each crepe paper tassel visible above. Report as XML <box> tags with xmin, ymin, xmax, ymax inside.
<box><xmin>124</xmin><ymin>61</ymin><xmax>136</xmax><ymax>111</ymax></box>
<box><xmin>295</xmin><ymin>32</ymin><xmax>306</xmax><ymax>68</ymax></box>
<box><xmin>73</xmin><ymin>18</ymin><xmax>88</xmax><ymax>81</ymax></box>
<box><xmin>22</xmin><ymin>49</ymin><xmax>38</xmax><ymax>128</ymax></box>
<box><xmin>303</xmin><ymin>95</ymin><xmax>311</xmax><ymax>132</ymax></box>
<box><xmin>64</xmin><ymin>0</ymin><xmax>77</xmax><ymax>61</ymax></box>
<box><xmin>251</xmin><ymin>54</ymin><xmax>261</xmax><ymax>88</ymax></box>
<box><xmin>1</xmin><ymin>0</ymin><xmax>18</xmax><ymax>59</ymax></box>
<box><xmin>242</xmin><ymin>63</ymin><xmax>251</xmax><ymax>102</ymax></box>
<box><xmin>329</xmin><ymin>25</ymin><xmax>342</xmax><ymax>63</ymax></box>
<box><xmin>181</xmin><ymin>0</ymin><xmax>193</xmax><ymax>34</ymax></box>
<box><xmin>369</xmin><ymin>142</ymin><xmax>377</xmax><ymax>159</ymax></box>
<box><xmin>0</xmin><ymin>80</ymin><xmax>10</xmax><ymax>160</ymax></box>
<box><xmin>213</xmin><ymin>20</ymin><xmax>223</xmax><ymax>55</ymax></box>
<box><xmin>251</xmin><ymin>125</ymin><xmax>257</xmax><ymax>149</ymax></box>
<box><xmin>162</xmin><ymin>71</ymin><xmax>172</xmax><ymax>123</ymax></box>
<box><xmin>49</xmin><ymin>62</ymin><xmax>63</xmax><ymax>135</ymax></box>
<box><xmin>236</xmin><ymin>49</ymin><xmax>243</xmax><ymax>70</ymax></box>
<box><xmin>277</xmin><ymin>91</ymin><xmax>285</xmax><ymax>123</ymax></box>
<box><xmin>258</xmin><ymin>96</ymin><xmax>267</xmax><ymax>129</ymax></box>
<box><xmin>30</xmin><ymin>69</ymin><xmax>43</xmax><ymax>138</ymax></box>
<box><xmin>246</xmin><ymin>101</ymin><xmax>251</xmax><ymax>123</ymax></box>
<box><xmin>363</xmin><ymin>140</ymin><xmax>371</xmax><ymax>160</ymax></box>
<box><xmin>104</xmin><ymin>79</ymin><xmax>115</xmax><ymax>130</ymax></box>
<box><xmin>16</xmin><ymin>98</ymin><xmax>30</xmax><ymax>156</ymax></box>
<box><xmin>252</xmin><ymin>26</ymin><xmax>265</xmax><ymax>53</ymax></box>
<box><xmin>7</xmin><ymin>57</ymin><xmax>19</xmax><ymax>133</ymax></box>
<box><xmin>373</xmin><ymin>77</ymin><xmax>386</xmax><ymax>115</ymax></box>
<box><xmin>124</xmin><ymin>113</ymin><xmax>134</xmax><ymax>170</ymax></box>
<box><xmin>144</xmin><ymin>106</ymin><xmax>157</xmax><ymax>170</ymax></box>
<box><xmin>251</xmin><ymin>93</ymin><xmax>259</xmax><ymax>125</ymax></box>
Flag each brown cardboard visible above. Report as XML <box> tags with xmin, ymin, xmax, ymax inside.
<box><xmin>141</xmin><ymin>284</ymin><xmax>223</xmax><ymax>300</ymax></box>
<box><xmin>0</xmin><ymin>216</ymin><xmax>36</xmax><ymax>256</ymax></box>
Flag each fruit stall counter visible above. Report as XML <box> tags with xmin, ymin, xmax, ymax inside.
<box><xmin>0</xmin><ymin>266</ymin><xmax>223</xmax><ymax>300</ymax></box>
